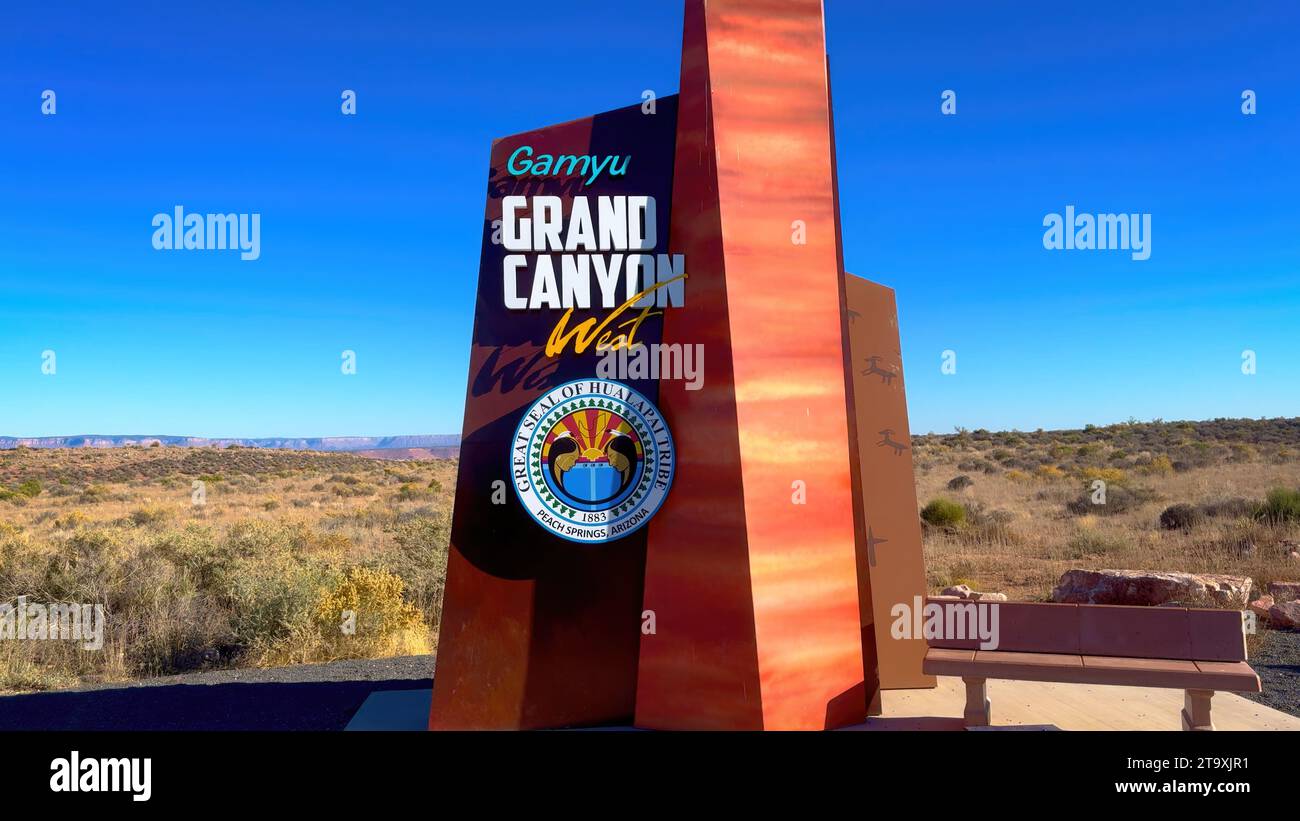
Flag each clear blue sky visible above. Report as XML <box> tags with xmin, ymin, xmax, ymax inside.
<box><xmin>1</xmin><ymin>0</ymin><xmax>1296</xmax><ymax>437</ymax></box>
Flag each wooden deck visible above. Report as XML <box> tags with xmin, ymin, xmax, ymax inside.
<box><xmin>845</xmin><ymin>676</ymin><xmax>1300</xmax><ymax>731</ymax></box>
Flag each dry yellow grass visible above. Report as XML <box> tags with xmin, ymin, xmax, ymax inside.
<box><xmin>913</xmin><ymin>420</ymin><xmax>1300</xmax><ymax>600</ymax></box>
<box><xmin>0</xmin><ymin>446</ymin><xmax>454</xmax><ymax>692</ymax></box>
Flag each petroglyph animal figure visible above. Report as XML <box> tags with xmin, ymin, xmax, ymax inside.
<box><xmin>862</xmin><ymin>355</ymin><xmax>897</xmax><ymax>385</ymax></box>
<box><xmin>877</xmin><ymin>428</ymin><xmax>907</xmax><ymax>455</ymax></box>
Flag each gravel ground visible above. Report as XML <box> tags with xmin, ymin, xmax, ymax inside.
<box><xmin>1243</xmin><ymin>628</ymin><xmax>1300</xmax><ymax>719</ymax></box>
<box><xmin>0</xmin><ymin>655</ymin><xmax>434</xmax><ymax>731</ymax></box>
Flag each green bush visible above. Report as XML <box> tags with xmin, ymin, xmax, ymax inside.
<box><xmin>1257</xmin><ymin>487</ymin><xmax>1300</xmax><ymax>524</ymax></box>
<box><xmin>225</xmin><ymin>552</ymin><xmax>338</xmax><ymax>664</ymax></box>
<box><xmin>921</xmin><ymin>498</ymin><xmax>967</xmax><ymax>529</ymax></box>
<box><xmin>384</xmin><ymin>516</ymin><xmax>450</xmax><ymax>615</ymax></box>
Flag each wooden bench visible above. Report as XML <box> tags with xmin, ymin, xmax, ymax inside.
<box><xmin>920</xmin><ymin>599</ymin><xmax>1259</xmax><ymax>730</ymax></box>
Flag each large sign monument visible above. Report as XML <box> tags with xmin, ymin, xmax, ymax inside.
<box><xmin>431</xmin><ymin>0</ymin><xmax>931</xmax><ymax>731</ymax></box>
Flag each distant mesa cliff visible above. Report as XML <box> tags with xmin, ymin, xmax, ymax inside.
<box><xmin>0</xmin><ymin>435</ymin><xmax>460</xmax><ymax>457</ymax></box>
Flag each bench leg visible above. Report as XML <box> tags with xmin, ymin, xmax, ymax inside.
<box><xmin>962</xmin><ymin>677</ymin><xmax>990</xmax><ymax>727</ymax></box>
<box><xmin>1181</xmin><ymin>689</ymin><xmax>1215</xmax><ymax>731</ymax></box>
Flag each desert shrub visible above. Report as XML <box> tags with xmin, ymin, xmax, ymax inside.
<box><xmin>957</xmin><ymin>504</ymin><xmax>1022</xmax><ymax>547</ymax></box>
<box><xmin>1140</xmin><ymin>455</ymin><xmax>1175</xmax><ymax>476</ymax></box>
<box><xmin>384</xmin><ymin>515</ymin><xmax>450</xmax><ymax>616</ymax></box>
<box><xmin>1257</xmin><ymin>487</ymin><xmax>1300</xmax><ymax>524</ymax></box>
<box><xmin>921</xmin><ymin>498</ymin><xmax>966</xmax><ymax>530</ymax></box>
<box><xmin>78</xmin><ymin>484</ymin><xmax>110</xmax><ymax>503</ymax></box>
<box><xmin>224</xmin><ymin>519</ymin><xmax>349</xmax><ymax>559</ymax></box>
<box><xmin>1035</xmin><ymin>464</ymin><xmax>1065</xmax><ymax>480</ymax></box>
<box><xmin>1079</xmin><ymin>466</ymin><xmax>1128</xmax><ymax>486</ymax></box>
<box><xmin>946</xmin><ymin>475</ymin><xmax>973</xmax><ymax>491</ymax></box>
<box><xmin>1200</xmin><ymin>498</ymin><xmax>1255</xmax><ymax>519</ymax></box>
<box><xmin>396</xmin><ymin>483</ymin><xmax>431</xmax><ymax>502</ymax></box>
<box><xmin>1051</xmin><ymin>529</ymin><xmax>1129</xmax><ymax>560</ymax></box>
<box><xmin>1066</xmin><ymin>484</ymin><xmax>1158</xmax><ymax>516</ymax></box>
<box><xmin>312</xmin><ymin>566</ymin><xmax>428</xmax><ymax>660</ymax></box>
<box><xmin>332</xmin><ymin>483</ymin><xmax>373</xmax><ymax>498</ymax></box>
<box><xmin>427</xmin><ymin>478</ymin><xmax>443</xmax><ymax>492</ymax></box>
<box><xmin>1075</xmin><ymin>443</ymin><xmax>1103</xmax><ymax>461</ymax></box>
<box><xmin>1159</xmin><ymin>503</ymin><xmax>1203</xmax><ymax>531</ymax></box>
<box><xmin>0</xmin><ymin>525</ymin><xmax>34</xmax><ymax>591</ymax></box>
<box><xmin>128</xmin><ymin>505</ymin><xmax>170</xmax><ymax>527</ymax></box>
<box><xmin>929</xmin><ymin>559</ymin><xmax>980</xmax><ymax>591</ymax></box>
<box><xmin>150</xmin><ymin>524</ymin><xmax>219</xmax><ymax>572</ymax></box>
<box><xmin>0</xmin><ymin>644</ymin><xmax>81</xmax><ymax>692</ymax></box>
<box><xmin>1004</xmin><ymin>469</ymin><xmax>1030</xmax><ymax>482</ymax></box>
<box><xmin>224</xmin><ymin>551</ymin><xmax>338</xmax><ymax>665</ymax></box>
<box><xmin>52</xmin><ymin>511</ymin><xmax>87</xmax><ymax>531</ymax></box>
<box><xmin>16</xmin><ymin>479</ymin><xmax>41</xmax><ymax>498</ymax></box>
<box><xmin>262</xmin><ymin>499</ymin><xmax>280</xmax><ymax>511</ymax></box>
<box><xmin>41</xmin><ymin>529</ymin><xmax>131</xmax><ymax>605</ymax></box>
<box><xmin>324</xmin><ymin>502</ymin><xmax>398</xmax><ymax>531</ymax></box>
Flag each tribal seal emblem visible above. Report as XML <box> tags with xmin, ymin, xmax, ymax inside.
<box><xmin>511</xmin><ymin>379</ymin><xmax>674</xmax><ymax>543</ymax></box>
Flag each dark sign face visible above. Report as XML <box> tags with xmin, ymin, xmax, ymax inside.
<box><xmin>431</xmin><ymin>97</ymin><xmax>681</xmax><ymax>729</ymax></box>
<box><xmin>458</xmin><ymin>96</ymin><xmax>681</xmax><ymax>564</ymax></box>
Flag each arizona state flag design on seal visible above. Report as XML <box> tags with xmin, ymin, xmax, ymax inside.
<box><xmin>511</xmin><ymin>378</ymin><xmax>674</xmax><ymax>543</ymax></box>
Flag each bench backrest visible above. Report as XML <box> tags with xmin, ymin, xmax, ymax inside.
<box><xmin>923</xmin><ymin>598</ymin><xmax>1247</xmax><ymax>662</ymax></box>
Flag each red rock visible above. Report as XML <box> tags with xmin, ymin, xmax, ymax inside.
<box><xmin>1268</xmin><ymin>600</ymin><xmax>1300</xmax><ymax>629</ymax></box>
<box><xmin>1268</xmin><ymin>581</ymin><xmax>1300</xmax><ymax>601</ymax></box>
<box><xmin>1051</xmin><ymin>569</ymin><xmax>1253</xmax><ymax>608</ymax></box>
<box><xmin>1249</xmin><ymin>595</ymin><xmax>1275</xmax><ymax>618</ymax></box>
